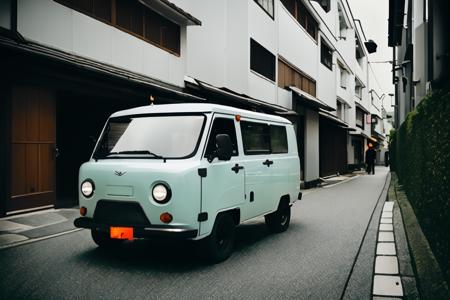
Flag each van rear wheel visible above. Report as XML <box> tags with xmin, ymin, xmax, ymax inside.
<box><xmin>201</xmin><ymin>213</ymin><xmax>235</xmax><ymax>263</ymax></box>
<box><xmin>91</xmin><ymin>229</ymin><xmax>124</xmax><ymax>248</ymax></box>
<box><xmin>265</xmin><ymin>203</ymin><xmax>291</xmax><ymax>233</ymax></box>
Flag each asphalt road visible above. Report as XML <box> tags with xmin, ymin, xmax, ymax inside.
<box><xmin>0</xmin><ymin>167</ymin><xmax>390</xmax><ymax>300</ymax></box>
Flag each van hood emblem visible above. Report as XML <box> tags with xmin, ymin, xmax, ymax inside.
<box><xmin>114</xmin><ymin>171</ymin><xmax>126</xmax><ymax>176</ymax></box>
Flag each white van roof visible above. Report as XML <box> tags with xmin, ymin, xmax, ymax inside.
<box><xmin>110</xmin><ymin>103</ymin><xmax>292</xmax><ymax>124</ymax></box>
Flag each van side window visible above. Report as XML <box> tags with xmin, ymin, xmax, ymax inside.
<box><xmin>241</xmin><ymin>121</ymin><xmax>271</xmax><ymax>155</ymax></box>
<box><xmin>270</xmin><ymin>125</ymin><xmax>288</xmax><ymax>153</ymax></box>
<box><xmin>205</xmin><ymin>118</ymin><xmax>239</xmax><ymax>157</ymax></box>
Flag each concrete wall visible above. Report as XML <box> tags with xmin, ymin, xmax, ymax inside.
<box><xmin>304</xmin><ymin>109</ymin><xmax>320</xmax><ymax>182</ymax></box>
<box><xmin>17</xmin><ymin>0</ymin><xmax>187</xmax><ymax>87</ymax></box>
<box><xmin>168</xmin><ymin>0</ymin><xmax>377</xmax><ymax>183</ymax></box>
<box><xmin>248</xmin><ymin>0</ymin><xmax>278</xmax><ymax>103</ymax></box>
<box><xmin>278</xmin><ymin>2</ymin><xmax>318</xmax><ymax>82</ymax></box>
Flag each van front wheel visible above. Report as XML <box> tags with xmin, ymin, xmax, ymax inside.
<box><xmin>201</xmin><ymin>213</ymin><xmax>235</xmax><ymax>263</ymax></box>
<box><xmin>265</xmin><ymin>203</ymin><xmax>291</xmax><ymax>233</ymax></box>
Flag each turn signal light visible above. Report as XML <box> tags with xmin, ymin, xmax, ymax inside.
<box><xmin>160</xmin><ymin>212</ymin><xmax>173</xmax><ymax>224</ymax></box>
<box><xmin>80</xmin><ymin>206</ymin><xmax>87</xmax><ymax>216</ymax></box>
<box><xmin>235</xmin><ymin>115</ymin><xmax>241</xmax><ymax>122</ymax></box>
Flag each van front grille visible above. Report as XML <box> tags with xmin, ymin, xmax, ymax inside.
<box><xmin>93</xmin><ymin>200</ymin><xmax>151</xmax><ymax>227</ymax></box>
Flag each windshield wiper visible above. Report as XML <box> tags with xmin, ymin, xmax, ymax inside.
<box><xmin>107</xmin><ymin>150</ymin><xmax>166</xmax><ymax>162</ymax></box>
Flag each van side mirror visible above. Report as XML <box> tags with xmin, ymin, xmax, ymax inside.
<box><xmin>211</xmin><ymin>134</ymin><xmax>233</xmax><ymax>162</ymax></box>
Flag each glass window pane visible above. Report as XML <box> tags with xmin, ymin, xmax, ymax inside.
<box><xmin>270</xmin><ymin>125</ymin><xmax>288</xmax><ymax>153</ymax></box>
<box><xmin>205</xmin><ymin>118</ymin><xmax>239</xmax><ymax>157</ymax></box>
<box><xmin>241</xmin><ymin>121</ymin><xmax>271</xmax><ymax>155</ymax></box>
<box><xmin>250</xmin><ymin>39</ymin><xmax>276</xmax><ymax>81</ymax></box>
<box><xmin>95</xmin><ymin>115</ymin><xmax>205</xmax><ymax>159</ymax></box>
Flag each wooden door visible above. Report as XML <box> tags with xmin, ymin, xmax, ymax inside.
<box><xmin>9</xmin><ymin>86</ymin><xmax>56</xmax><ymax>212</ymax></box>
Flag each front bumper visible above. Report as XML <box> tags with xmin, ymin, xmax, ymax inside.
<box><xmin>74</xmin><ymin>217</ymin><xmax>198</xmax><ymax>239</ymax></box>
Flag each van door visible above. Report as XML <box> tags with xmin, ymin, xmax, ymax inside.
<box><xmin>199</xmin><ymin>116</ymin><xmax>244</xmax><ymax>236</ymax></box>
<box><xmin>238</xmin><ymin>120</ymin><xmax>273</xmax><ymax>220</ymax></box>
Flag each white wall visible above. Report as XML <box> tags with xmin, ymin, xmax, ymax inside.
<box><xmin>317</xmin><ymin>58</ymin><xmax>337</xmax><ymax>108</ymax></box>
<box><xmin>278</xmin><ymin>3</ymin><xmax>318</xmax><ymax>81</ymax></box>
<box><xmin>17</xmin><ymin>0</ymin><xmax>187</xmax><ymax>87</ymax></box>
<box><xmin>225</xmin><ymin>0</ymin><xmax>251</xmax><ymax>95</ymax></box>
<box><xmin>277</xmin><ymin>87</ymin><xmax>292</xmax><ymax>108</ymax></box>
<box><xmin>173</xmin><ymin>0</ymin><xmax>228</xmax><ymax>88</ymax></box>
<box><xmin>347</xmin><ymin>136</ymin><xmax>355</xmax><ymax>164</ymax></box>
<box><xmin>304</xmin><ymin>109</ymin><xmax>320</xmax><ymax>182</ymax></box>
<box><xmin>247</xmin><ymin>0</ymin><xmax>278</xmax><ymax>104</ymax></box>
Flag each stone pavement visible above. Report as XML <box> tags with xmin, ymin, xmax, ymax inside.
<box><xmin>0</xmin><ymin>208</ymin><xmax>80</xmax><ymax>249</ymax></box>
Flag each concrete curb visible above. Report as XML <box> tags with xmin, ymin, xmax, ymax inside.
<box><xmin>391</xmin><ymin>173</ymin><xmax>450</xmax><ymax>299</ymax></box>
<box><xmin>342</xmin><ymin>171</ymin><xmax>391</xmax><ymax>299</ymax></box>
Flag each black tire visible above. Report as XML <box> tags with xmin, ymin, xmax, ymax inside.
<box><xmin>201</xmin><ymin>213</ymin><xmax>236</xmax><ymax>263</ymax></box>
<box><xmin>265</xmin><ymin>202</ymin><xmax>291</xmax><ymax>233</ymax></box>
<box><xmin>91</xmin><ymin>229</ymin><xmax>124</xmax><ymax>248</ymax></box>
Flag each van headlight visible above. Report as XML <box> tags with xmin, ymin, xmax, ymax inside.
<box><xmin>152</xmin><ymin>183</ymin><xmax>171</xmax><ymax>204</ymax></box>
<box><xmin>81</xmin><ymin>179</ymin><xmax>95</xmax><ymax>198</ymax></box>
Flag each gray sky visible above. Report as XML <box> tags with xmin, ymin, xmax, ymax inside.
<box><xmin>347</xmin><ymin>0</ymin><xmax>395</xmax><ymax>111</ymax></box>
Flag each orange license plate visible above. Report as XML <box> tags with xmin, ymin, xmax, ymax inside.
<box><xmin>110</xmin><ymin>227</ymin><xmax>134</xmax><ymax>240</ymax></box>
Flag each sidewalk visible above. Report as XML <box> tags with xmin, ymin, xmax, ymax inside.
<box><xmin>0</xmin><ymin>208</ymin><xmax>80</xmax><ymax>249</ymax></box>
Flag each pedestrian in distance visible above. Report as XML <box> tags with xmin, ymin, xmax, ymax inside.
<box><xmin>365</xmin><ymin>143</ymin><xmax>376</xmax><ymax>175</ymax></box>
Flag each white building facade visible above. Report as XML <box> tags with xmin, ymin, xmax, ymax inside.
<box><xmin>0</xmin><ymin>0</ymin><xmax>385</xmax><ymax>215</ymax></box>
<box><xmin>172</xmin><ymin>0</ymin><xmax>382</xmax><ymax>186</ymax></box>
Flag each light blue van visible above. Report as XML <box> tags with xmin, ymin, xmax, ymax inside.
<box><xmin>74</xmin><ymin>103</ymin><xmax>301</xmax><ymax>262</ymax></box>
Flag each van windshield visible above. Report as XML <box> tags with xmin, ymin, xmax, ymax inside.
<box><xmin>93</xmin><ymin>114</ymin><xmax>206</xmax><ymax>160</ymax></box>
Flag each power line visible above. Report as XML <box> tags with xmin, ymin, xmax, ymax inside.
<box><xmin>368</xmin><ymin>62</ymin><xmax>384</xmax><ymax>92</ymax></box>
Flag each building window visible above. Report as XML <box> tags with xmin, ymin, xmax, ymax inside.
<box><xmin>320</xmin><ymin>39</ymin><xmax>332</xmax><ymax>70</ymax></box>
<box><xmin>339</xmin><ymin>65</ymin><xmax>347</xmax><ymax>89</ymax></box>
<box><xmin>281</xmin><ymin>0</ymin><xmax>318</xmax><ymax>41</ymax></box>
<box><xmin>355</xmin><ymin>78</ymin><xmax>363</xmax><ymax>99</ymax></box>
<box><xmin>278</xmin><ymin>59</ymin><xmax>316</xmax><ymax>96</ymax></box>
<box><xmin>250</xmin><ymin>39</ymin><xmax>276</xmax><ymax>81</ymax></box>
<box><xmin>355</xmin><ymin>37</ymin><xmax>365</xmax><ymax>66</ymax></box>
<box><xmin>116</xmin><ymin>0</ymin><xmax>144</xmax><ymax>36</ymax></box>
<box><xmin>54</xmin><ymin>0</ymin><xmax>180</xmax><ymax>55</ymax></box>
<box><xmin>336</xmin><ymin>100</ymin><xmax>344</xmax><ymax>121</ymax></box>
<box><xmin>338</xmin><ymin>3</ymin><xmax>347</xmax><ymax>38</ymax></box>
<box><xmin>355</xmin><ymin>107</ymin><xmax>365</xmax><ymax>129</ymax></box>
<box><xmin>254</xmin><ymin>0</ymin><xmax>274</xmax><ymax>18</ymax></box>
<box><xmin>311</xmin><ymin>0</ymin><xmax>330</xmax><ymax>12</ymax></box>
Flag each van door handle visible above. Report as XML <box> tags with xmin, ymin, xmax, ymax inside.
<box><xmin>231</xmin><ymin>164</ymin><xmax>244</xmax><ymax>174</ymax></box>
<box><xmin>262</xmin><ymin>159</ymin><xmax>273</xmax><ymax>167</ymax></box>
